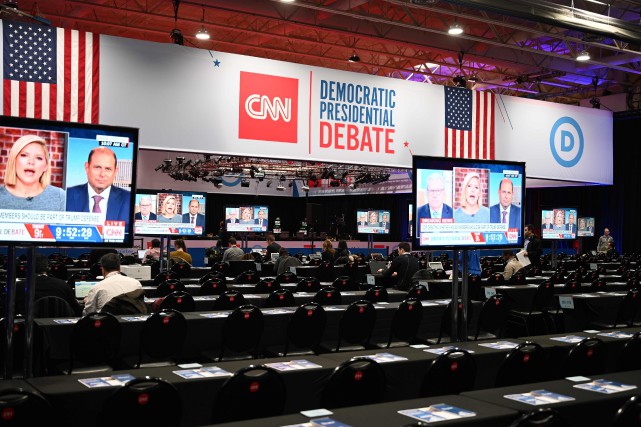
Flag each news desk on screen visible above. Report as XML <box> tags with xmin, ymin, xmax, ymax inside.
<box><xmin>225</xmin><ymin>205</ymin><xmax>269</xmax><ymax>233</ymax></box>
<box><xmin>133</xmin><ymin>190</ymin><xmax>207</xmax><ymax>236</ymax></box>
<box><xmin>356</xmin><ymin>209</ymin><xmax>390</xmax><ymax>235</ymax></box>
<box><xmin>0</xmin><ymin>116</ymin><xmax>138</xmax><ymax>247</ymax></box>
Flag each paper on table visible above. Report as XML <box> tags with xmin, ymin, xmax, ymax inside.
<box><xmin>516</xmin><ymin>250</ymin><xmax>530</xmax><ymax>267</ymax></box>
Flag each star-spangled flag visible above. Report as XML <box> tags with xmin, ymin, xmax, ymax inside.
<box><xmin>444</xmin><ymin>86</ymin><xmax>494</xmax><ymax>159</ymax></box>
<box><xmin>2</xmin><ymin>21</ymin><xmax>99</xmax><ymax>123</ymax></box>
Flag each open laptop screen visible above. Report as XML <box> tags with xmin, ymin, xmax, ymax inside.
<box><xmin>75</xmin><ymin>281</ymin><xmax>100</xmax><ymax>299</ymax></box>
<box><xmin>428</xmin><ymin>261</ymin><xmax>444</xmax><ymax>270</ymax></box>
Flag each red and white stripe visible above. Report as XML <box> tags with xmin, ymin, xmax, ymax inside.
<box><xmin>445</xmin><ymin>90</ymin><xmax>495</xmax><ymax>159</ymax></box>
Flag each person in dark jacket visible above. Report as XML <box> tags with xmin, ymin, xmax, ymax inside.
<box><xmin>378</xmin><ymin>242</ymin><xmax>419</xmax><ymax>290</ymax></box>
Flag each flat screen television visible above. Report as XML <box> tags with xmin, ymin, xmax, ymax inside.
<box><xmin>541</xmin><ymin>208</ymin><xmax>578</xmax><ymax>239</ymax></box>
<box><xmin>577</xmin><ymin>216</ymin><xmax>595</xmax><ymax>237</ymax></box>
<box><xmin>0</xmin><ymin>116</ymin><xmax>138</xmax><ymax>246</ymax></box>
<box><xmin>134</xmin><ymin>190</ymin><xmax>207</xmax><ymax>236</ymax></box>
<box><xmin>413</xmin><ymin>156</ymin><xmax>525</xmax><ymax>248</ymax></box>
<box><xmin>356</xmin><ymin>209</ymin><xmax>390</xmax><ymax>234</ymax></box>
<box><xmin>225</xmin><ymin>205</ymin><xmax>269</xmax><ymax>232</ymax></box>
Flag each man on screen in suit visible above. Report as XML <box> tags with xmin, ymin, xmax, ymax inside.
<box><xmin>417</xmin><ymin>172</ymin><xmax>453</xmax><ymax>220</ymax></box>
<box><xmin>489</xmin><ymin>178</ymin><xmax>521</xmax><ymax>229</ymax></box>
<box><xmin>226</xmin><ymin>210</ymin><xmax>240</xmax><ymax>224</ymax></box>
<box><xmin>66</xmin><ymin>146</ymin><xmax>131</xmax><ymax>230</ymax></box>
<box><xmin>566</xmin><ymin>212</ymin><xmax>577</xmax><ymax>234</ymax></box>
<box><xmin>357</xmin><ymin>212</ymin><xmax>367</xmax><ymax>227</ymax></box>
<box><xmin>182</xmin><ymin>198</ymin><xmax>205</xmax><ymax>227</ymax></box>
<box><xmin>254</xmin><ymin>208</ymin><xmax>268</xmax><ymax>228</ymax></box>
<box><xmin>134</xmin><ymin>196</ymin><xmax>157</xmax><ymax>221</ymax></box>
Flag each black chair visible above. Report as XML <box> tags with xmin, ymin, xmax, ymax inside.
<box><xmin>0</xmin><ymin>388</ymin><xmax>60</xmax><ymax>426</ymax></box>
<box><xmin>510</xmin><ymin>408</ymin><xmax>568</xmax><ymax>426</ymax></box>
<box><xmin>170</xmin><ymin>260</ymin><xmax>191</xmax><ymax>278</ymax></box>
<box><xmin>432</xmin><ymin>269</ymin><xmax>447</xmax><ymax>279</ymax></box>
<box><xmin>47</xmin><ymin>262</ymin><xmax>68</xmax><ymax>280</ymax></box>
<box><xmin>155</xmin><ymin>279</ymin><xmax>186</xmax><ymax>298</ymax></box>
<box><xmin>584</xmin><ymin>270</ymin><xmax>599</xmax><ymax>282</ymax></box>
<box><xmin>506</xmin><ymin>280</ymin><xmax>556</xmax><ymax>336</ymax></box>
<box><xmin>212</xmin><ymin>290</ymin><xmax>246</xmax><ymax>311</ymax></box>
<box><xmin>590</xmin><ymin>288</ymin><xmax>641</xmax><ymax>329</ymax></box>
<box><xmin>481</xmin><ymin>267</ymin><xmax>494</xmax><ymax>279</ymax></box>
<box><xmin>364</xmin><ymin>285</ymin><xmax>388</xmax><ymax>303</ymax></box>
<box><xmin>69</xmin><ymin>312</ymin><xmax>121</xmax><ymax>374</ymax></box>
<box><xmin>158</xmin><ymin>291</ymin><xmax>196</xmax><ymax>313</ymax></box>
<box><xmin>562</xmin><ymin>279</ymin><xmax>581</xmax><ymax>294</ymax></box>
<box><xmin>435</xmin><ymin>297</ymin><xmax>474</xmax><ymax>344</ymax></box>
<box><xmin>473</xmin><ymin>293</ymin><xmax>510</xmax><ymax>340</ymax></box>
<box><xmin>407</xmin><ymin>283</ymin><xmax>429</xmax><ymax>301</ymax></box>
<box><xmin>211</xmin><ymin>366</ymin><xmax>285</xmax><ymax>424</ymax></box>
<box><xmin>270</xmin><ymin>302</ymin><xmax>326</xmax><ymax>357</ymax></box>
<box><xmin>153</xmin><ymin>270</ymin><xmax>179</xmax><ymax>287</ymax></box>
<box><xmin>199</xmin><ymin>271</ymin><xmax>226</xmax><ymax>285</ymax></box>
<box><xmin>495</xmin><ymin>341</ymin><xmax>547</xmax><ymax>387</ymax></box>
<box><xmin>136</xmin><ymin>309</ymin><xmax>187</xmax><ymax>368</ymax></box>
<box><xmin>341</xmin><ymin>262</ymin><xmax>360</xmax><ymax>283</ymax></box>
<box><xmin>33</xmin><ymin>296</ymin><xmax>77</xmax><ymax>318</ymax></box>
<box><xmin>229</xmin><ymin>260</ymin><xmax>258</xmax><ymax>277</ymax></box>
<box><xmin>255</xmin><ymin>278</ymin><xmax>281</xmax><ymax>293</ymax></box>
<box><xmin>320</xmin><ymin>357</ymin><xmax>386</xmax><ymax>408</ymax></box>
<box><xmin>233</xmin><ymin>270</ymin><xmax>260</xmax><ymax>284</ymax></box>
<box><xmin>420</xmin><ymin>348</ymin><xmax>477</xmax><ymax>397</ymax></box>
<box><xmin>313</xmin><ymin>286</ymin><xmax>342</xmax><ymax>306</ymax></box>
<box><xmin>333</xmin><ymin>300</ymin><xmax>376</xmax><ymax>352</ymax></box>
<box><xmin>616</xmin><ymin>332</ymin><xmax>641</xmax><ymax>371</ymax></box>
<box><xmin>589</xmin><ymin>278</ymin><xmax>608</xmax><ymax>292</ymax></box>
<box><xmin>549</xmin><ymin>272</ymin><xmax>565</xmax><ymax>284</ymax></box>
<box><xmin>486</xmin><ymin>272</ymin><xmax>505</xmax><ymax>286</ymax></box>
<box><xmin>0</xmin><ymin>316</ymin><xmax>25</xmax><ymax>377</ymax></box>
<box><xmin>89</xmin><ymin>263</ymin><xmax>103</xmax><ymax>278</ymax></box>
<box><xmin>263</xmin><ymin>289</ymin><xmax>295</xmax><ymax>308</ymax></box>
<box><xmin>509</xmin><ymin>270</ymin><xmax>527</xmax><ymax>285</ymax></box>
<box><xmin>332</xmin><ymin>275</ymin><xmax>358</xmax><ymax>291</ymax></box>
<box><xmin>379</xmin><ymin>298</ymin><xmax>423</xmax><ymax>348</ymax></box>
<box><xmin>198</xmin><ymin>277</ymin><xmax>228</xmax><ymax>296</ymax></box>
<box><xmin>316</xmin><ymin>261</ymin><xmax>335</xmax><ymax>282</ymax></box>
<box><xmin>211</xmin><ymin>261</ymin><xmax>231</xmax><ymax>277</ymax></box>
<box><xmin>612</xmin><ymin>395</ymin><xmax>641</xmax><ymax>427</ymax></box>
<box><xmin>295</xmin><ymin>277</ymin><xmax>321</xmax><ymax>293</ymax></box>
<box><xmin>560</xmin><ymin>337</ymin><xmax>607</xmax><ymax>378</ymax></box>
<box><xmin>217</xmin><ymin>304</ymin><xmax>264</xmax><ymax>361</ymax></box>
<box><xmin>275</xmin><ymin>271</ymin><xmax>298</xmax><ymax>284</ymax></box>
<box><xmin>66</xmin><ymin>270</ymin><xmax>93</xmax><ymax>287</ymax></box>
<box><xmin>468</xmin><ymin>273</ymin><xmax>483</xmax><ymax>299</ymax></box>
<box><xmin>99</xmin><ymin>377</ymin><xmax>182</xmax><ymax>427</ymax></box>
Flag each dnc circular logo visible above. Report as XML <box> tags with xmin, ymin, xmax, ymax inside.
<box><xmin>549</xmin><ymin>117</ymin><xmax>584</xmax><ymax>168</ymax></box>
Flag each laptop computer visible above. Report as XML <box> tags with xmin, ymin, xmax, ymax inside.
<box><xmin>271</xmin><ymin>253</ymin><xmax>279</xmax><ymax>262</ymax></box>
<box><xmin>370</xmin><ymin>253</ymin><xmax>384</xmax><ymax>260</ymax></box>
<box><xmin>369</xmin><ymin>261</ymin><xmax>387</xmax><ymax>274</ymax></box>
<box><xmin>75</xmin><ymin>281</ymin><xmax>100</xmax><ymax>299</ymax></box>
<box><xmin>137</xmin><ymin>249</ymin><xmax>147</xmax><ymax>260</ymax></box>
<box><xmin>428</xmin><ymin>261</ymin><xmax>444</xmax><ymax>270</ymax></box>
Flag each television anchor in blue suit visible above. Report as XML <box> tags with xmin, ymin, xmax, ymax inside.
<box><xmin>65</xmin><ymin>147</ymin><xmax>131</xmax><ymax>232</ymax></box>
<box><xmin>182</xmin><ymin>198</ymin><xmax>205</xmax><ymax>227</ymax></box>
<box><xmin>489</xmin><ymin>178</ymin><xmax>521</xmax><ymax>229</ymax></box>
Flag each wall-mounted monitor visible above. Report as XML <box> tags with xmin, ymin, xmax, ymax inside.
<box><xmin>541</xmin><ymin>208</ymin><xmax>578</xmax><ymax>240</ymax></box>
<box><xmin>225</xmin><ymin>205</ymin><xmax>269</xmax><ymax>232</ymax></box>
<box><xmin>577</xmin><ymin>216</ymin><xmax>595</xmax><ymax>237</ymax></box>
<box><xmin>0</xmin><ymin>116</ymin><xmax>138</xmax><ymax>247</ymax></box>
<box><xmin>413</xmin><ymin>156</ymin><xmax>525</xmax><ymax>248</ymax></box>
<box><xmin>356</xmin><ymin>209</ymin><xmax>390</xmax><ymax>234</ymax></box>
<box><xmin>134</xmin><ymin>190</ymin><xmax>207</xmax><ymax>236</ymax></box>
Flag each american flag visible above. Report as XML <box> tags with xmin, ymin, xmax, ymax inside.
<box><xmin>444</xmin><ymin>86</ymin><xmax>495</xmax><ymax>159</ymax></box>
<box><xmin>2</xmin><ymin>21</ymin><xmax>99</xmax><ymax>123</ymax></box>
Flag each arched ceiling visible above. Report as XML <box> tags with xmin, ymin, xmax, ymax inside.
<box><xmin>8</xmin><ymin>0</ymin><xmax>641</xmax><ymax>106</ymax></box>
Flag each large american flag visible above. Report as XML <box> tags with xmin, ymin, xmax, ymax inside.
<box><xmin>2</xmin><ymin>21</ymin><xmax>99</xmax><ymax>123</ymax></box>
<box><xmin>444</xmin><ymin>86</ymin><xmax>495</xmax><ymax>159</ymax></box>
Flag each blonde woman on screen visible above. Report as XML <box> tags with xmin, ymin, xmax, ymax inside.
<box><xmin>453</xmin><ymin>172</ymin><xmax>489</xmax><ymax>223</ymax></box>
<box><xmin>158</xmin><ymin>195</ymin><xmax>182</xmax><ymax>223</ymax></box>
<box><xmin>0</xmin><ymin>134</ymin><xmax>65</xmax><ymax>210</ymax></box>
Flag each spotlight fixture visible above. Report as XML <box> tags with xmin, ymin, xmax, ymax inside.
<box><xmin>348</xmin><ymin>51</ymin><xmax>360</xmax><ymax>63</ymax></box>
<box><xmin>276</xmin><ymin>183</ymin><xmax>285</xmax><ymax>191</ymax></box>
<box><xmin>301</xmin><ymin>184</ymin><xmax>310</xmax><ymax>192</ymax></box>
<box><xmin>590</xmin><ymin>97</ymin><xmax>601</xmax><ymax>109</ymax></box>
<box><xmin>196</xmin><ymin>26</ymin><xmax>210</xmax><ymax>40</ymax></box>
<box><xmin>453</xmin><ymin>75</ymin><xmax>466</xmax><ymax>88</ymax></box>
<box><xmin>170</xmin><ymin>28</ymin><xmax>184</xmax><ymax>45</ymax></box>
<box><xmin>329</xmin><ymin>180</ymin><xmax>340</xmax><ymax>187</ymax></box>
<box><xmin>448</xmin><ymin>23</ymin><xmax>463</xmax><ymax>35</ymax></box>
<box><xmin>240</xmin><ymin>178</ymin><xmax>250</xmax><ymax>188</ymax></box>
<box><xmin>266</xmin><ymin>180</ymin><xmax>272</xmax><ymax>188</ymax></box>
<box><xmin>212</xmin><ymin>177</ymin><xmax>223</xmax><ymax>188</ymax></box>
<box><xmin>576</xmin><ymin>50</ymin><xmax>590</xmax><ymax>61</ymax></box>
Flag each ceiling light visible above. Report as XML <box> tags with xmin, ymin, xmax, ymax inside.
<box><xmin>348</xmin><ymin>51</ymin><xmax>360</xmax><ymax>63</ymax></box>
<box><xmin>448</xmin><ymin>23</ymin><xmax>463</xmax><ymax>35</ymax></box>
<box><xmin>576</xmin><ymin>50</ymin><xmax>591</xmax><ymax>61</ymax></box>
<box><xmin>276</xmin><ymin>184</ymin><xmax>285</xmax><ymax>191</ymax></box>
<box><xmin>196</xmin><ymin>26</ymin><xmax>210</xmax><ymax>40</ymax></box>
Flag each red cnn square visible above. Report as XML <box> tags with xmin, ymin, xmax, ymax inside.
<box><xmin>238</xmin><ymin>72</ymin><xmax>299</xmax><ymax>143</ymax></box>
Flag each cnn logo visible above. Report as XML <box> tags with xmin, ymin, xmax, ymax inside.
<box><xmin>239</xmin><ymin>72</ymin><xmax>298</xmax><ymax>143</ymax></box>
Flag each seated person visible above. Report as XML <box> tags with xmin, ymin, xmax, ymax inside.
<box><xmin>83</xmin><ymin>253</ymin><xmax>144</xmax><ymax>315</ymax></box>
<box><xmin>502</xmin><ymin>249</ymin><xmax>524</xmax><ymax>280</ymax></box>
<box><xmin>221</xmin><ymin>237</ymin><xmax>244</xmax><ymax>263</ymax></box>
<box><xmin>276</xmin><ymin>249</ymin><xmax>302</xmax><ymax>276</ymax></box>
<box><xmin>169</xmin><ymin>239</ymin><xmax>192</xmax><ymax>265</ymax></box>
<box><xmin>144</xmin><ymin>238</ymin><xmax>161</xmax><ymax>261</ymax></box>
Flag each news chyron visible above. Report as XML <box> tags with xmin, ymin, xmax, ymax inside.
<box><xmin>0</xmin><ymin>116</ymin><xmax>138</xmax><ymax>247</ymax></box>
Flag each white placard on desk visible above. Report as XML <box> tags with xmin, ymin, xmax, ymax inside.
<box><xmin>418</xmin><ymin>280</ymin><xmax>429</xmax><ymax>290</ymax></box>
<box><xmin>558</xmin><ymin>296</ymin><xmax>575</xmax><ymax>309</ymax></box>
<box><xmin>484</xmin><ymin>287</ymin><xmax>496</xmax><ymax>299</ymax></box>
<box><xmin>366</xmin><ymin>274</ymin><xmax>375</xmax><ymax>285</ymax></box>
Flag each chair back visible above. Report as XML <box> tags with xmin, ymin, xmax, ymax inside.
<box><xmin>432</xmin><ymin>269</ymin><xmax>447</xmax><ymax>279</ymax></box>
<box><xmin>33</xmin><ymin>296</ymin><xmax>76</xmax><ymax>318</ymax></box>
<box><xmin>549</xmin><ymin>272</ymin><xmax>565</xmax><ymax>284</ymax></box>
<box><xmin>386</xmin><ymin>298</ymin><xmax>423</xmax><ymax>347</ymax></box>
<box><xmin>313</xmin><ymin>286</ymin><xmax>342</xmax><ymax>306</ymax></box>
<box><xmin>562</xmin><ymin>279</ymin><xmax>581</xmax><ymax>294</ymax></box>
<box><xmin>340</xmin><ymin>262</ymin><xmax>360</xmax><ymax>283</ymax></box>
<box><xmin>364</xmin><ymin>285</ymin><xmax>388</xmax><ymax>303</ymax></box>
<box><xmin>295</xmin><ymin>277</ymin><xmax>321</xmax><ymax>293</ymax></box>
<box><xmin>285</xmin><ymin>303</ymin><xmax>326</xmax><ymax>355</ymax></box>
<box><xmin>66</xmin><ymin>270</ymin><xmax>93</xmax><ymax>287</ymax></box>
<box><xmin>153</xmin><ymin>270</ymin><xmax>179</xmax><ymax>287</ymax></box>
<box><xmin>336</xmin><ymin>300</ymin><xmax>376</xmax><ymax>351</ymax></box>
<box><xmin>264</xmin><ymin>289</ymin><xmax>295</xmax><ymax>308</ymax></box>
<box><xmin>530</xmin><ymin>280</ymin><xmax>555</xmax><ymax>314</ymax></box>
<box><xmin>89</xmin><ymin>263</ymin><xmax>103</xmax><ymax>278</ymax></box>
<box><xmin>48</xmin><ymin>262</ymin><xmax>68</xmax><ymax>280</ymax></box>
<box><xmin>589</xmin><ymin>278</ymin><xmax>607</xmax><ymax>292</ymax></box>
<box><xmin>407</xmin><ymin>283</ymin><xmax>429</xmax><ymax>301</ymax></box>
<box><xmin>198</xmin><ymin>277</ymin><xmax>228</xmax><ymax>296</ymax></box>
<box><xmin>321</xmin><ymin>358</ymin><xmax>385</xmax><ymax>408</ymax></box>
<box><xmin>561</xmin><ymin>337</ymin><xmax>607</xmax><ymax>377</ymax></box>
<box><xmin>617</xmin><ymin>332</ymin><xmax>641</xmax><ymax>371</ymax></box>
<box><xmin>70</xmin><ymin>312</ymin><xmax>121</xmax><ymax>370</ymax></box>
<box><xmin>233</xmin><ymin>270</ymin><xmax>260</xmax><ymax>284</ymax></box>
<box><xmin>99</xmin><ymin>377</ymin><xmax>182</xmax><ymax>427</ymax></box>
<box><xmin>511</xmin><ymin>408</ymin><xmax>568</xmax><ymax>426</ymax></box>
<box><xmin>509</xmin><ymin>270</ymin><xmax>526</xmax><ymax>285</ymax></box>
<box><xmin>611</xmin><ymin>395</ymin><xmax>641</xmax><ymax>427</ymax></box>
<box><xmin>486</xmin><ymin>272</ymin><xmax>505</xmax><ymax>286</ymax></box>
<box><xmin>316</xmin><ymin>261</ymin><xmax>335</xmax><ymax>282</ymax></box>
<box><xmin>495</xmin><ymin>341</ymin><xmax>547</xmax><ymax>387</ymax></box>
<box><xmin>170</xmin><ymin>260</ymin><xmax>191</xmax><ymax>278</ymax></box>
<box><xmin>211</xmin><ymin>366</ymin><xmax>285</xmax><ymax>423</ymax></box>
<box><xmin>332</xmin><ymin>275</ymin><xmax>358</xmax><ymax>292</ymax></box>
<box><xmin>159</xmin><ymin>291</ymin><xmax>196</xmax><ymax>313</ymax></box>
<box><xmin>199</xmin><ymin>272</ymin><xmax>225</xmax><ymax>285</ymax></box>
<box><xmin>474</xmin><ymin>294</ymin><xmax>510</xmax><ymax>340</ymax></box>
<box><xmin>211</xmin><ymin>261</ymin><xmax>231</xmax><ymax>277</ymax></box>
<box><xmin>255</xmin><ymin>278</ymin><xmax>281</xmax><ymax>294</ymax></box>
<box><xmin>275</xmin><ymin>271</ymin><xmax>298</xmax><ymax>284</ymax></box>
<box><xmin>139</xmin><ymin>309</ymin><xmax>187</xmax><ymax>366</ymax></box>
<box><xmin>155</xmin><ymin>279</ymin><xmax>186</xmax><ymax>298</ymax></box>
<box><xmin>220</xmin><ymin>305</ymin><xmax>264</xmax><ymax>358</ymax></box>
<box><xmin>0</xmin><ymin>389</ymin><xmax>59</xmax><ymax>425</ymax></box>
<box><xmin>438</xmin><ymin>297</ymin><xmax>474</xmax><ymax>343</ymax></box>
<box><xmin>615</xmin><ymin>289</ymin><xmax>641</xmax><ymax>327</ymax></box>
<box><xmin>420</xmin><ymin>348</ymin><xmax>477</xmax><ymax>397</ymax></box>
<box><xmin>212</xmin><ymin>290</ymin><xmax>246</xmax><ymax>311</ymax></box>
